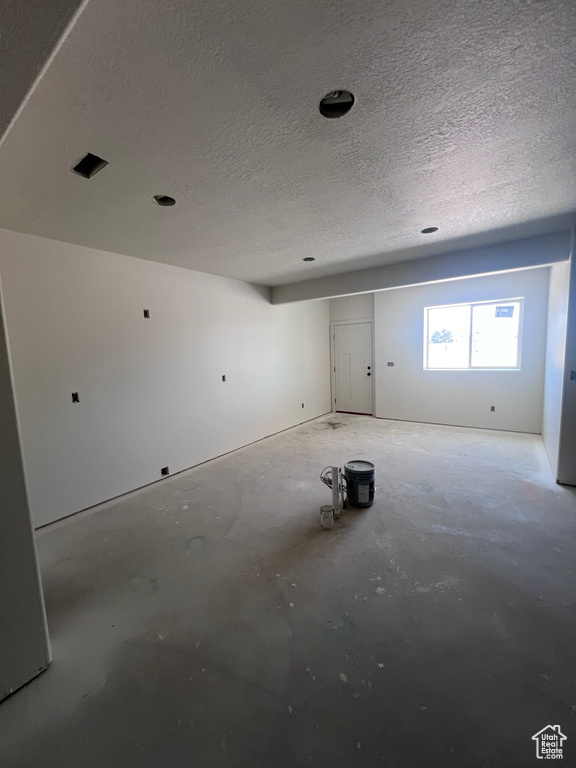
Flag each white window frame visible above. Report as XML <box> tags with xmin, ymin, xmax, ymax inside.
<box><xmin>423</xmin><ymin>297</ymin><xmax>524</xmax><ymax>371</ymax></box>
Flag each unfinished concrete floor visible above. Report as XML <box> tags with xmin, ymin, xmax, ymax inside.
<box><xmin>1</xmin><ymin>414</ymin><xmax>576</xmax><ymax>767</ymax></box>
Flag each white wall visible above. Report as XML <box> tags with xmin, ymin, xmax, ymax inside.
<box><xmin>329</xmin><ymin>294</ymin><xmax>374</xmax><ymax>322</ymax></box>
<box><xmin>557</xmin><ymin>252</ymin><xmax>576</xmax><ymax>485</ymax></box>
<box><xmin>0</xmin><ymin>281</ymin><xmax>50</xmax><ymax>699</ymax></box>
<box><xmin>0</xmin><ymin>228</ymin><xmax>330</xmax><ymax>528</ymax></box>
<box><xmin>542</xmin><ymin>262</ymin><xmax>570</xmax><ymax>477</ymax></box>
<box><xmin>374</xmin><ymin>268</ymin><xmax>549</xmax><ymax>433</ymax></box>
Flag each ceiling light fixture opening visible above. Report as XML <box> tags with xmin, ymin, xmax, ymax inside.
<box><xmin>303</xmin><ymin>257</ymin><xmax>315</xmax><ymax>262</ymax></box>
<box><xmin>421</xmin><ymin>226</ymin><xmax>439</xmax><ymax>234</ymax></box>
<box><xmin>72</xmin><ymin>152</ymin><xmax>108</xmax><ymax>179</ymax></box>
<box><xmin>153</xmin><ymin>195</ymin><xmax>176</xmax><ymax>207</ymax></box>
<box><xmin>319</xmin><ymin>90</ymin><xmax>355</xmax><ymax>118</ymax></box>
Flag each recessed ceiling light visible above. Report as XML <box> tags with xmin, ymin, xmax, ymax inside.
<box><xmin>319</xmin><ymin>90</ymin><xmax>355</xmax><ymax>118</ymax></box>
<box><xmin>303</xmin><ymin>257</ymin><xmax>315</xmax><ymax>262</ymax></box>
<box><xmin>421</xmin><ymin>226</ymin><xmax>439</xmax><ymax>234</ymax></box>
<box><xmin>153</xmin><ymin>195</ymin><xmax>176</xmax><ymax>206</ymax></box>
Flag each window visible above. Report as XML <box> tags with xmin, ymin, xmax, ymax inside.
<box><xmin>424</xmin><ymin>298</ymin><xmax>523</xmax><ymax>370</ymax></box>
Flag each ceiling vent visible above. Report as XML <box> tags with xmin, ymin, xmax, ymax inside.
<box><xmin>71</xmin><ymin>153</ymin><xmax>109</xmax><ymax>179</ymax></box>
<box><xmin>319</xmin><ymin>90</ymin><xmax>355</xmax><ymax>118</ymax></box>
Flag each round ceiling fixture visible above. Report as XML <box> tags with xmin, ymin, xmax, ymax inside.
<box><xmin>153</xmin><ymin>195</ymin><xmax>176</xmax><ymax>206</ymax></box>
<box><xmin>319</xmin><ymin>90</ymin><xmax>355</xmax><ymax>119</ymax></box>
<box><xmin>421</xmin><ymin>226</ymin><xmax>439</xmax><ymax>234</ymax></box>
<box><xmin>303</xmin><ymin>257</ymin><xmax>316</xmax><ymax>262</ymax></box>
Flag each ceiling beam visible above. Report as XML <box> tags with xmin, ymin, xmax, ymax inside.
<box><xmin>271</xmin><ymin>230</ymin><xmax>573</xmax><ymax>304</ymax></box>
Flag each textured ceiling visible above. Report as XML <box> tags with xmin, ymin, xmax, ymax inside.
<box><xmin>0</xmin><ymin>0</ymin><xmax>85</xmax><ymax>141</ymax></box>
<box><xmin>0</xmin><ymin>0</ymin><xmax>575</xmax><ymax>286</ymax></box>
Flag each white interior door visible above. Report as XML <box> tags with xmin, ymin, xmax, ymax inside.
<box><xmin>334</xmin><ymin>322</ymin><xmax>373</xmax><ymax>415</ymax></box>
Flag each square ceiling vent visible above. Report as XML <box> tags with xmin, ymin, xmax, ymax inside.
<box><xmin>71</xmin><ymin>152</ymin><xmax>108</xmax><ymax>179</ymax></box>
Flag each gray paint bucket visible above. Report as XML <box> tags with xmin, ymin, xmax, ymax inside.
<box><xmin>344</xmin><ymin>460</ymin><xmax>375</xmax><ymax>508</ymax></box>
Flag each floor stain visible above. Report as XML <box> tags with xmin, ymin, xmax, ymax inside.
<box><xmin>324</xmin><ymin>421</ymin><xmax>344</xmax><ymax>430</ymax></box>
<box><xmin>185</xmin><ymin>535</ymin><xmax>208</xmax><ymax>552</ymax></box>
<box><xmin>329</xmin><ymin>615</ymin><xmax>358</xmax><ymax>644</ymax></box>
<box><xmin>129</xmin><ymin>575</ymin><xmax>158</xmax><ymax>594</ymax></box>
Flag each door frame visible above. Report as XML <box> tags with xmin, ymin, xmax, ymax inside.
<box><xmin>329</xmin><ymin>319</ymin><xmax>375</xmax><ymax>416</ymax></box>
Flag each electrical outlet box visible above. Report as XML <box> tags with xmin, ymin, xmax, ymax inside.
<box><xmin>387</xmin><ymin>362</ymin><xmax>394</xmax><ymax>367</ymax></box>
<box><xmin>490</xmin><ymin>405</ymin><xmax>495</xmax><ymax>412</ymax></box>
<box><xmin>161</xmin><ymin>466</ymin><xmax>169</xmax><ymax>476</ymax></box>
<box><xmin>71</xmin><ymin>392</ymin><xmax>79</xmax><ymax>403</ymax></box>
<box><xmin>302</xmin><ymin>403</ymin><xmax>304</xmax><ymax>408</ymax></box>
<box><xmin>222</xmin><ymin>375</ymin><xmax>226</xmax><ymax>382</ymax></box>
<box><xmin>143</xmin><ymin>309</ymin><xmax>150</xmax><ymax>318</ymax></box>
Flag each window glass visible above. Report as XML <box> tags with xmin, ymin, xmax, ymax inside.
<box><xmin>425</xmin><ymin>299</ymin><xmax>522</xmax><ymax>370</ymax></box>
<box><xmin>427</xmin><ymin>305</ymin><xmax>470</xmax><ymax>369</ymax></box>
<box><xmin>471</xmin><ymin>302</ymin><xmax>520</xmax><ymax>368</ymax></box>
